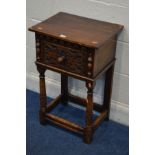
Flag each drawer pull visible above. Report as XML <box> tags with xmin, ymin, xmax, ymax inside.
<box><xmin>88</xmin><ymin>63</ymin><xmax>92</xmax><ymax>68</ymax></box>
<box><xmin>88</xmin><ymin>57</ymin><xmax>92</xmax><ymax>62</ymax></box>
<box><xmin>57</xmin><ymin>56</ymin><xmax>65</xmax><ymax>63</ymax></box>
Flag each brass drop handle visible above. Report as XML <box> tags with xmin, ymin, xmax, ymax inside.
<box><xmin>57</xmin><ymin>56</ymin><xmax>65</xmax><ymax>63</ymax></box>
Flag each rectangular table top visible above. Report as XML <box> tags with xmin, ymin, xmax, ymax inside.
<box><xmin>29</xmin><ymin>12</ymin><xmax>123</xmax><ymax>48</ymax></box>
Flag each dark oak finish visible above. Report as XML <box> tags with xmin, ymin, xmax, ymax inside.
<box><xmin>68</xmin><ymin>93</ymin><xmax>103</xmax><ymax>112</ymax></box>
<box><xmin>37</xmin><ymin>66</ymin><xmax>47</xmax><ymax>125</ymax></box>
<box><xmin>46</xmin><ymin>114</ymin><xmax>84</xmax><ymax>134</ymax></box>
<box><xmin>93</xmin><ymin>36</ymin><xmax>116</xmax><ymax>77</ymax></box>
<box><xmin>46</xmin><ymin>94</ymin><xmax>61</xmax><ymax>112</ymax></box>
<box><xmin>46</xmin><ymin>114</ymin><xmax>83</xmax><ymax>134</ymax></box>
<box><xmin>84</xmin><ymin>81</ymin><xmax>94</xmax><ymax>143</ymax></box>
<box><xmin>61</xmin><ymin>75</ymin><xmax>68</xmax><ymax>105</ymax></box>
<box><xmin>29</xmin><ymin>12</ymin><xmax>123</xmax><ymax>144</ymax></box>
<box><xmin>93</xmin><ymin>110</ymin><xmax>108</xmax><ymax>130</ymax></box>
<box><xmin>29</xmin><ymin>12</ymin><xmax>123</xmax><ymax>48</ymax></box>
<box><xmin>102</xmin><ymin>65</ymin><xmax>115</xmax><ymax>120</ymax></box>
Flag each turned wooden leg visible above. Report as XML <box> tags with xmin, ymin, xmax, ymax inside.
<box><xmin>84</xmin><ymin>81</ymin><xmax>94</xmax><ymax>144</ymax></box>
<box><xmin>102</xmin><ymin>65</ymin><xmax>115</xmax><ymax>121</ymax></box>
<box><xmin>61</xmin><ymin>74</ymin><xmax>68</xmax><ymax>105</ymax></box>
<box><xmin>37</xmin><ymin>66</ymin><xmax>47</xmax><ymax>125</ymax></box>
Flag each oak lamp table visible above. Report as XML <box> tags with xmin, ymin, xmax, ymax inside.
<box><xmin>29</xmin><ymin>12</ymin><xmax>123</xmax><ymax>144</ymax></box>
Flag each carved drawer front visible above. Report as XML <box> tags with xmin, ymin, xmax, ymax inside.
<box><xmin>41</xmin><ymin>40</ymin><xmax>91</xmax><ymax>76</ymax></box>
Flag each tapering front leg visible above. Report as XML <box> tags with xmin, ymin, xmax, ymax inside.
<box><xmin>83</xmin><ymin>81</ymin><xmax>94</xmax><ymax>144</ymax></box>
<box><xmin>61</xmin><ymin>74</ymin><xmax>68</xmax><ymax>105</ymax></box>
<box><xmin>37</xmin><ymin>66</ymin><xmax>47</xmax><ymax>125</ymax></box>
<box><xmin>102</xmin><ymin>65</ymin><xmax>115</xmax><ymax>121</ymax></box>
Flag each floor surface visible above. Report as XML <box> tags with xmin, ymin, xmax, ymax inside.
<box><xmin>26</xmin><ymin>89</ymin><xmax>129</xmax><ymax>155</ymax></box>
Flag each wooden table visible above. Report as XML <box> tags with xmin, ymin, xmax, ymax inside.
<box><xmin>29</xmin><ymin>12</ymin><xmax>123</xmax><ymax>144</ymax></box>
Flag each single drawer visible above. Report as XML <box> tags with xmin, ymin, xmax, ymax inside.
<box><xmin>39</xmin><ymin>39</ymin><xmax>93</xmax><ymax>77</ymax></box>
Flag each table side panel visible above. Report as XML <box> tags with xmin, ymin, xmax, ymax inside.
<box><xmin>93</xmin><ymin>36</ymin><xmax>117</xmax><ymax>77</ymax></box>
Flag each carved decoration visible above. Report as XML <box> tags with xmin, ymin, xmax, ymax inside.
<box><xmin>36</xmin><ymin>35</ymin><xmax>41</xmax><ymax>61</ymax></box>
<box><xmin>86</xmin><ymin>81</ymin><xmax>96</xmax><ymax>91</ymax></box>
<box><xmin>87</xmin><ymin>53</ymin><xmax>93</xmax><ymax>77</ymax></box>
<box><xmin>35</xmin><ymin>35</ymin><xmax>95</xmax><ymax>77</ymax></box>
<box><xmin>42</xmin><ymin>35</ymin><xmax>94</xmax><ymax>52</ymax></box>
<box><xmin>42</xmin><ymin>40</ymin><xmax>89</xmax><ymax>76</ymax></box>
